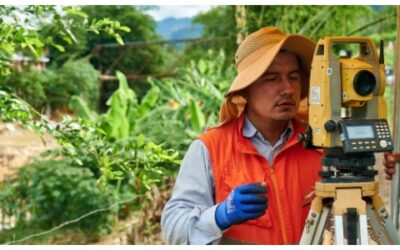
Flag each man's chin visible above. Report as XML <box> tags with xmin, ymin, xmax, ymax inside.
<box><xmin>275</xmin><ymin>112</ymin><xmax>296</xmax><ymax>121</ymax></box>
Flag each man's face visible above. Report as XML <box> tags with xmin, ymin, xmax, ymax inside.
<box><xmin>246</xmin><ymin>51</ymin><xmax>302</xmax><ymax>123</ymax></box>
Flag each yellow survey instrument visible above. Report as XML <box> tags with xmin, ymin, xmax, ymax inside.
<box><xmin>299</xmin><ymin>36</ymin><xmax>399</xmax><ymax>245</ymax></box>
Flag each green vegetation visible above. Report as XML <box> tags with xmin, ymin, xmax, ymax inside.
<box><xmin>0</xmin><ymin>58</ymin><xmax>100</xmax><ymax>111</ymax></box>
<box><xmin>0</xmin><ymin>6</ymin><xmax>129</xmax><ymax>78</ymax></box>
<box><xmin>0</xmin><ymin>160</ymin><xmax>119</xmax><ymax>237</ymax></box>
<box><xmin>0</xmin><ymin>71</ymin><xmax>180</xmax><ymax>244</ymax></box>
<box><xmin>144</xmin><ymin>50</ymin><xmax>235</xmax><ymax>151</ymax></box>
<box><xmin>194</xmin><ymin>6</ymin><xmax>397</xmax><ymax>66</ymax></box>
<box><xmin>0</xmin><ymin>5</ymin><xmax>397</xmax><ymax>244</ymax></box>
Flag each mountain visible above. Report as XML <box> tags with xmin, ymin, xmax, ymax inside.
<box><xmin>156</xmin><ymin>17</ymin><xmax>203</xmax><ymax>40</ymax></box>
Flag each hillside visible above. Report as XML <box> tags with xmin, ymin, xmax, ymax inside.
<box><xmin>156</xmin><ymin>17</ymin><xmax>203</xmax><ymax>40</ymax></box>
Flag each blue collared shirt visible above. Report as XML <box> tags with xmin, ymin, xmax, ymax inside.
<box><xmin>161</xmin><ymin>116</ymin><xmax>293</xmax><ymax>244</ymax></box>
<box><xmin>243</xmin><ymin>116</ymin><xmax>293</xmax><ymax>164</ymax></box>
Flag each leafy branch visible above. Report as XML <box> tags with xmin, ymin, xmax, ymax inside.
<box><xmin>0</xmin><ymin>82</ymin><xmax>180</xmax><ymax>190</ymax></box>
<box><xmin>0</xmin><ymin>6</ymin><xmax>130</xmax><ymax>78</ymax></box>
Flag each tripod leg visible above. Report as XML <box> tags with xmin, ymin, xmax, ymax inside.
<box><xmin>313</xmin><ymin>207</ymin><xmax>331</xmax><ymax>244</ymax></box>
<box><xmin>377</xmin><ymin>207</ymin><xmax>400</xmax><ymax>244</ymax></box>
<box><xmin>359</xmin><ymin>214</ymin><xmax>369</xmax><ymax>244</ymax></box>
<box><xmin>333</xmin><ymin>188</ymin><xmax>368</xmax><ymax>245</ymax></box>
<box><xmin>347</xmin><ymin>208</ymin><xmax>357</xmax><ymax>244</ymax></box>
<box><xmin>334</xmin><ymin>215</ymin><xmax>345</xmax><ymax>244</ymax></box>
<box><xmin>300</xmin><ymin>197</ymin><xmax>331</xmax><ymax>244</ymax></box>
<box><xmin>367</xmin><ymin>199</ymin><xmax>400</xmax><ymax>244</ymax></box>
<box><xmin>366</xmin><ymin>203</ymin><xmax>383</xmax><ymax>243</ymax></box>
<box><xmin>333</xmin><ymin>209</ymin><xmax>369</xmax><ymax>244</ymax></box>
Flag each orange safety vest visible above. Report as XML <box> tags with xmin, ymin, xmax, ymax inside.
<box><xmin>199</xmin><ymin>114</ymin><xmax>323</xmax><ymax>244</ymax></box>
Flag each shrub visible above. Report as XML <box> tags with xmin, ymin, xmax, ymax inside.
<box><xmin>46</xmin><ymin>58</ymin><xmax>100</xmax><ymax>110</ymax></box>
<box><xmin>0</xmin><ymin>160</ymin><xmax>119</xmax><ymax>238</ymax></box>
<box><xmin>0</xmin><ymin>58</ymin><xmax>101</xmax><ymax>112</ymax></box>
<box><xmin>0</xmin><ymin>67</ymin><xmax>55</xmax><ymax>110</ymax></box>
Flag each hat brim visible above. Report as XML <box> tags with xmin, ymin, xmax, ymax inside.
<box><xmin>227</xmin><ymin>34</ymin><xmax>316</xmax><ymax>96</ymax></box>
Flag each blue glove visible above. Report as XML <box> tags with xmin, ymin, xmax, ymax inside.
<box><xmin>215</xmin><ymin>183</ymin><xmax>268</xmax><ymax>230</ymax></box>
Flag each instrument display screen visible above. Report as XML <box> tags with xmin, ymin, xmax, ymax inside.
<box><xmin>346</xmin><ymin>125</ymin><xmax>374</xmax><ymax>139</ymax></box>
<box><xmin>339</xmin><ymin>119</ymin><xmax>393</xmax><ymax>153</ymax></box>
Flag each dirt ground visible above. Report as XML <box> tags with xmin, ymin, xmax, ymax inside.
<box><xmin>0</xmin><ymin>123</ymin><xmax>57</xmax><ymax>182</ymax></box>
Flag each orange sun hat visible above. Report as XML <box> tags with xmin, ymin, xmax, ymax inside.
<box><xmin>219</xmin><ymin>26</ymin><xmax>316</xmax><ymax>125</ymax></box>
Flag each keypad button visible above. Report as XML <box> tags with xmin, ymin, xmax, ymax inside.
<box><xmin>380</xmin><ymin>140</ymin><xmax>388</xmax><ymax>148</ymax></box>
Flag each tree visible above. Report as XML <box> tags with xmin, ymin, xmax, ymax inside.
<box><xmin>81</xmin><ymin>6</ymin><xmax>167</xmax><ymax>109</ymax></box>
<box><xmin>0</xmin><ymin>6</ymin><xmax>128</xmax><ymax>78</ymax></box>
<box><xmin>0</xmin><ymin>7</ymin><xmax>179</xmax><ymax>243</ymax></box>
<box><xmin>193</xmin><ymin>6</ymin><xmax>237</xmax><ymax>64</ymax></box>
<box><xmin>194</xmin><ymin>5</ymin><xmax>396</xmax><ymax>65</ymax></box>
<box><xmin>52</xmin><ymin>6</ymin><xmax>163</xmax><ymax>76</ymax></box>
<box><xmin>0</xmin><ymin>6</ymin><xmax>130</xmax><ymax>113</ymax></box>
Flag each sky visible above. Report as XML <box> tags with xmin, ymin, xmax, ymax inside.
<box><xmin>144</xmin><ymin>5</ymin><xmax>215</xmax><ymax>21</ymax></box>
<box><xmin>7</xmin><ymin>1</ymin><xmax>400</xmax><ymax>9</ymax></box>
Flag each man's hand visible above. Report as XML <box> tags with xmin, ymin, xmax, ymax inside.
<box><xmin>215</xmin><ymin>182</ymin><xmax>268</xmax><ymax>230</ymax></box>
<box><xmin>383</xmin><ymin>152</ymin><xmax>400</xmax><ymax>180</ymax></box>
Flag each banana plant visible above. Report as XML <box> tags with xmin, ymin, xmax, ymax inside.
<box><xmin>148</xmin><ymin>50</ymin><xmax>235</xmax><ymax>138</ymax></box>
<box><xmin>70</xmin><ymin>71</ymin><xmax>160</xmax><ymax>140</ymax></box>
<box><xmin>97</xmin><ymin>71</ymin><xmax>136</xmax><ymax>139</ymax></box>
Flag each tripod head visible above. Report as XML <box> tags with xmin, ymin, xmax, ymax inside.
<box><xmin>319</xmin><ymin>147</ymin><xmax>376</xmax><ymax>183</ymax></box>
<box><xmin>299</xmin><ymin>37</ymin><xmax>394</xmax><ymax>182</ymax></box>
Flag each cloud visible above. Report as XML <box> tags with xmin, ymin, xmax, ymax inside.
<box><xmin>146</xmin><ymin>5</ymin><xmax>214</xmax><ymax>21</ymax></box>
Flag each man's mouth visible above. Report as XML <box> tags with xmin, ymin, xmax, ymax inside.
<box><xmin>275</xmin><ymin>100</ymin><xmax>295</xmax><ymax>108</ymax></box>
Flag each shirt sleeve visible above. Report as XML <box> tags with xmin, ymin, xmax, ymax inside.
<box><xmin>161</xmin><ymin>139</ymin><xmax>223</xmax><ymax>245</ymax></box>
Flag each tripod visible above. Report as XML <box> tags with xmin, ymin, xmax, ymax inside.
<box><xmin>300</xmin><ymin>151</ymin><xmax>400</xmax><ymax>245</ymax></box>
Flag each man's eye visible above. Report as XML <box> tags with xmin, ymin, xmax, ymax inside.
<box><xmin>289</xmin><ymin>74</ymin><xmax>300</xmax><ymax>80</ymax></box>
<box><xmin>263</xmin><ymin>76</ymin><xmax>277</xmax><ymax>81</ymax></box>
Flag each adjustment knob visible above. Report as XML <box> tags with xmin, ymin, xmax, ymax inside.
<box><xmin>298</xmin><ymin>133</ymin><xmax>308</xmax><ymax>142</ymax></box>
<box><xmin>324</xmin><ymin>120</ymin><xmax>336</xmax><ymax>132</ymax></box>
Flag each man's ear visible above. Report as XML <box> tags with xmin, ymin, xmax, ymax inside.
<box><xmin>296</xmin><ymin>98</ymin><xmax>309</xmax><ymax>123</ymax></box>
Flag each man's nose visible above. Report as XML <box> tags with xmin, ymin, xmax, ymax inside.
<box><xmin>280</xmin><ymin>77</ymin><xmax>295</xmax><ymax>95</ymax></box>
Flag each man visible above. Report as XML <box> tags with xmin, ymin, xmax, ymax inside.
<box><xmin>161</xmin><ymin>26</ymin><xmax>398</xmax><ymax>244</ymax></box>
<box><xmin>161</xmin><ymin>26</ymin><xmax>320</xmax><ymax>244</ymax></box>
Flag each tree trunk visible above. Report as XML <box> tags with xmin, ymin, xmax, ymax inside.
<box><xmin>235</xmin><ymin>5</ymin><xmax>247</xmax><ymax>45</ymax></box>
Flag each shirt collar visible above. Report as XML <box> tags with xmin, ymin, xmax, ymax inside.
<box><xmin>243</xmin><ymin>115</ymin><xmax>293</xmax><ymax>143</ymax></box>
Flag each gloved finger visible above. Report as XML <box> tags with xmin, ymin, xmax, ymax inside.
<box><xmin>385</xmin><ymin>174</ymin><xmax>393</xmax><ymax>180</ymax></box>
<box><xmin>238</xmin><ymin>183</ymin><xmax>267</xmax><ymax>194</ymax></box>
<box><xmin>241</xmin><ymin>211</ymin><xmax>266</xmax><ymax>221</ymax></box>
<box><xmin>239</xmin><ymin>193</ymin><xmax>267</xmax><ymax>204</ymax></box>
<box><xmin>242</xmin><ymin>203</ymin><xmax>267</xmax><ymax>213</ymax></box>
